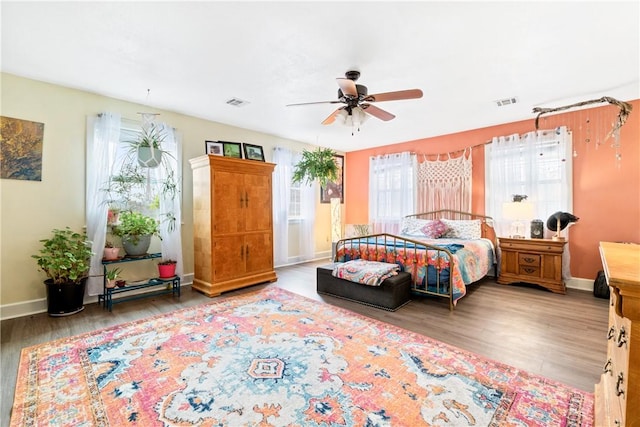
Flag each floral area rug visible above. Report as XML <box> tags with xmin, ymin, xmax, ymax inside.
<box><xmin>11</xmin><ymin>287</ymin><xmax>593</xmax><ymax>426</ymax></box>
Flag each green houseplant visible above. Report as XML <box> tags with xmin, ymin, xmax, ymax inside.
<box><xmin>105</xmin><ymin>267</ymin><xmax>122</xmax><ymax>288</ymax></box>
<box><xmin>32</xmin><ymin>227</ymin><xmax>94</xmax><ymax>316</ymax></box>
<box><xmin>292</xmin><ymin>147</ymin><xmax>339</xmax><ymax>187</ymax></box>
<box><xmin>128</xmin><ymin>122</ymin><xmax>168</xmax><ymax>168</ymax></box>
<box><xmin>111</xmin><ymin>210</ymin><xmax>160</xmax><ymax>256</ymax></box>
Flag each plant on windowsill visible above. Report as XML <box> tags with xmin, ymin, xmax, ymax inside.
<box><xmin>292</xmin><ymin>147</ymin><xmax>338</xmax><ymax>187</ymax></box>
<box><xmin>32</xmin><ymin>227</ymin><xmax>94</xmax><ymax>316</ymax></box>
<box><xmin>111</xmin><ymin>210</ymin><xmax>160</xmax><ymax>257</ymax></box>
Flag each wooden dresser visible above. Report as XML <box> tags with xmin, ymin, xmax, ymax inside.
<box><xmin>190</xmin><ymin>155</ymin><xmax>277</xmax><ymax>297</ymax></box>
<box><xmin>497</xmin><ymin>237</ymin><xmax>566</xmax><ymax>293</ymax></box>
<box><xmin>595</xmin><ymin>242</ymin><xmax>640</xmax><ymax>427</ymax></box>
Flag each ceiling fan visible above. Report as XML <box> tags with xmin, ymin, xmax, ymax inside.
<box><xmin>286</xmin><ymin>70</ymin><xmax>423</xmax><ymax>126</ymax></box>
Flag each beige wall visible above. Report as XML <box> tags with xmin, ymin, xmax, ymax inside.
<box><xmin>0</xmin><ymin>73</ymin><xmax>333</xmax><ymax>310</ymax></box>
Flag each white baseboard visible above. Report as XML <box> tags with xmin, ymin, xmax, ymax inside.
<box><xmin>0</xmin><ymin>274</ymin><xmax>195</xmax><ymax>321</ymax></box>
<box><xmin>1</xmin><ymin>273</ymin><xmax>593</xmax><ymax>321</ymax></box>
<box><xmin>566</xmin><ymin>277</ymin><xmax>593</xmax><ymax>292</ymax></box>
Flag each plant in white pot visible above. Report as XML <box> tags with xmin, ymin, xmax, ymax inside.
<box><xmin>111</xmin><ymin>211</ymin><xmax>160</xmax><ymax>257</ymax></box>
<box><xmin>32</xmin><ymin>227</ymin><xmax>94</xmax><ymax>316</ymax></box>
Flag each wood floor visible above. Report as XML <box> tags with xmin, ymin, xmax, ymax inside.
<box><xmin>1</xmin><ymin>259</ymin><xmax>609</xmax><ymax>426</ymax></box>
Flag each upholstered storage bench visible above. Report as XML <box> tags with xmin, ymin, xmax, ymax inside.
<box><xmin>316</xmin><ymin>263</ymin><xmax>411</xmax><ymax>311</ymax></box>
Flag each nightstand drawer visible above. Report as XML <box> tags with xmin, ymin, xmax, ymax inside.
<box><xmin>518</xmin><ymin>266</ymin><xmax>540</xmax><ymax>277</ymax></box>
<box><xmin>518</xmin><ymin>253</ymin><xmax>541</xmax><ymax>267</ymax></box>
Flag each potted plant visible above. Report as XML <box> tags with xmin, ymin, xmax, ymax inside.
<box><xmin>105</xmin><ymin>267</ymin><xmax>122</xmax><ymax>288</ymax></box>
<box><xmin>32</xmin><ymin>227</ymin><xmax>93</xmax><ymax>316</ymax></box>
<box><xmin>103</xmin><ymin>240</ymin><xmax>121</xmax><ymax>260</ymax></box>
<box><xmin>111</xmin><ymin>210</ymin><xmax>160</xmax><ymax>257</ymax></box>
<box><xmin>128</xmin><ymin>122</ymin><xmax>167</xmax><ymax>168</ymax></box>
<box><xmin>292</xmin><ymin>147</ymin><xmax>339</xmax><ymax>187</ymax></box>
<box><xmin>157</xmin><ymin>259</ymin><xmax>177</xmax><ymax>278</ymax></box>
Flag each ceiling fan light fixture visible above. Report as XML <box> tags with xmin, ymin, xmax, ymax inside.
<box><xmin>337</xmin><ymin>107</ymin><xmax>369</xmax><ymax>134</ymax></box>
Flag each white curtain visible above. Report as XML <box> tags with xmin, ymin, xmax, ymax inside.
<box><xmin>86</xmin><ymin>112</ymin><xmax>121</xmax><ymax>295</ymax></box>
<box><xmin>486</xmin><ymin>126</ymin><xmax>574</xmax><ymax>277</ymax></box>
<box><xmin>369</xmin><ymin>152</ymin><xmax>417</xmax><ymax>234</ymax></box>
<box><xmin>298</xmin><ymin>171</ymin><xmax>316</xmax><ymax>261</ymax></box>
<box><xmin>272</xmin><ymin>147</ymin><xmax>316</xmax><ymax>266</ymax></box>
<box><xmin>157</xmin><ymin>124</ymin><xmax>183</xmax><ymax>277</ymax></box>
<box><xmin>417</xmin><ymin>148</ymin><xmax>472</xmax><ymax>213</ymax></box>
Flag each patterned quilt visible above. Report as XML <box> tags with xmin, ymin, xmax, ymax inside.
<box><xmin>335</xmin><ymin>237</ymin><xmax>495</xmax><ymax>304</ymax></box>
<box><xmin>332</xmin><ymin>259</ymin><xmax>399</xmax><ymax>286</ymax></box>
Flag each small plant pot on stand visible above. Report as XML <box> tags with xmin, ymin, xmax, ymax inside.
<box><xmin>158</xmin><ymin>262</ymin><xmax>177</xmax><ymax>278</ymax></box>
<box><xmin>103</xmin><ymin>247</ymin><xmax>120</xmax><ymax>260</ymax></box>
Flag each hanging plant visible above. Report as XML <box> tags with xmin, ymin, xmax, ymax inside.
<box><xmin>292</xmin><ymin>147</ymin><xmax>338</xmax><ymax>187</ymax></box>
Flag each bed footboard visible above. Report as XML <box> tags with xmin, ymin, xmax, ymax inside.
<box><xmin>334</xmin><ymin>233</ymin><xmax>458</xmax><ymax>310</ymax></box>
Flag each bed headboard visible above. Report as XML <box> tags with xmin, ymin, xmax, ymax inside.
<box><xmin>404</xmin><ymin>210</ymin><xmax>497</xmax><ymax>248</ymax></box>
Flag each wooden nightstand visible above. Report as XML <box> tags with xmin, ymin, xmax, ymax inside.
<box><xmin>497</xmin><ymin>237</ymin><xmax>566</xmax><ymax>293</ymax></box>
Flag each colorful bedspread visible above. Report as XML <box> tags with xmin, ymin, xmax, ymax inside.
<box><xmin>332</xmin><ymin>259</ymin><xmax>399</xmax><ymax>286</ymax></box>
<box><xmin>335</xmin><ymin>236</ymin><xmax>495</xmax><ymax>304</ymax></box>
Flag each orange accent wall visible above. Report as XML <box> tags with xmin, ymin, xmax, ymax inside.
<box><xmin>345</xmin><ymin>99</ymin><xmax>640</xmax><ymax>280</ymax></box>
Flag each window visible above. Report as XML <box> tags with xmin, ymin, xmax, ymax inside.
<box><xmin>368</xmin><ymin>152</ymin><xmax>417</xmax><ymax>234</ymax></box>
<box><xmin>485</xmin><ymin>127</ymin><xmax>573</xmax><ymax>237</ymax></box>
<box><xmin>288</xmin><ymin>180</ymin><xmax>301</xmax><ymax>219</ymax></box>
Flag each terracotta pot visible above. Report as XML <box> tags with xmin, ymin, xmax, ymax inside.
<box><xmin>103</xmin><ymin>247</ymin><xmax>120</xmax><ymax>260</ymax></box>
<box><xmin>106</xmin><ymin>279</ymin><xmax>116</xmax><ymax>289</ymax></box>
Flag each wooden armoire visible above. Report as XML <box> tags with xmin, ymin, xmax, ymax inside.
<box><xmin>189</xmin><ymin>155</ymin><xmax>277</xmax><ymax>296</ymax></box>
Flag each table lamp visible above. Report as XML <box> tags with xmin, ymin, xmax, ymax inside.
<box><xmin>502</xmin><ymin>201</ymin><xmax>534</xmax><ymax>238</ymax></box>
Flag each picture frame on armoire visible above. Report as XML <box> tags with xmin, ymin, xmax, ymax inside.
<box><xmin>243</xmin><ymin>143</ymin><xmax>265</xmax><ymax>162</ymax></box>
<box><xmin>320</xmin><ymin>154</ymin><xmax>344</xmax><ymax>203</ymax></box>
<box><xmin>221</xmin><ymin>141</ymin><xmax>243</xmax><ymax>158</ymax></box>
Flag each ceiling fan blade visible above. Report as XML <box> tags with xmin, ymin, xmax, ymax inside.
<box><xmin>363</xmin><ymin>89</ymin><xmax>423</xmax><ymax>103</ymax></box>
<box><xmin>336</xmin><ymin>78</ymin><xmax>358</xmax><ymax>97</ymax></box>
<box><xmin>361</xmin><ymin>104</ymin><xmax>395</xmax><ymax>121</ymax></box>
<box><xmin>286</xmin><ymin>100</ymin><xmax>342</xmax><ymax>107</ymax></box>
<box><xmin>322</xmin><ymin>107</ymin><xmax>344</xmax><ymax>125</ymax></box>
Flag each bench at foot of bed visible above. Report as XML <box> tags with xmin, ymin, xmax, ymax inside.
<box><xmin>316</xmin><ymin>263</ymin><xmax>412</xmax><ymax>311</ymax></box>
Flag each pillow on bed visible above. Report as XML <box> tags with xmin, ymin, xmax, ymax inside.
<box><xmin>441</xmin><ymin>219</ymin><xmax>482</xmax><ymax>239</ymax></box>
<box><xmin>420</xmin><ymin>219</ymin><xmax>449</xmax><ymax>239</ymax></box>
<box><xmin>400</xmin><ymin>217</ymin><xmax>431</xmax><ymax>236</ymax></box>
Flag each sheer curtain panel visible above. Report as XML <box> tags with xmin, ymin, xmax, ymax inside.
<box><xmin>86</xmin><ymin>113</ymin><xmax>121</xmax><ymax>295</ymax></box>
<box><xmin>368</xmin><ymin>152</ymin><xmax>417</xmax><ymax>234</ymax></box>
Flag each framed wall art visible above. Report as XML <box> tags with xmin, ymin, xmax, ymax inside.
<box><xmin>221</xmin><ymin>141</ymin><xmax>243</xmax><ymax>158</ymax></box>
<box><xmin>243</xmin><ymin>143</ymin><xmax>265</xmax><ymax>162</ymax></box>
<box><xmin>0</xmin><ymin>116</ymin><xmax>45</xmax><ymax>181</ymax></box>
<box><xmin>320</xmin><ymin>154</ymin><xmax>344</xmax><ymax>204</ymax></box>
<box><xmin>205</xmin><ymin>140</ymin><xmax>223</xmax><ymax>156</ymax></box>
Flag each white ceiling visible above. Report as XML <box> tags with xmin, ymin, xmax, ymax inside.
<box><xmin>2</xmin><ymin>1</ymin><xmax>638</xmax><ymax>152</ymax></box>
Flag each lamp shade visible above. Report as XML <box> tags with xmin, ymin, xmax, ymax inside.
<box><xmin>337</xmin><ymin>107</ymin><xmax>369</xmax><ymax>127</ymax></box>
<box><xmin>502</xmin><ymin>202</ymin><xmax>534</xmax><ymax>220</ymax></box>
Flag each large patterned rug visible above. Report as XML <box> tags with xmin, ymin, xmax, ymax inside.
<box><xmin>11</xmin><ymin>287</ymin><xmax>593</xmax><ymax>426</ymax></box>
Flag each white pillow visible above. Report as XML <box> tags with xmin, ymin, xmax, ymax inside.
<box><xmin>441</xmin><ymin>219</ymin><xmax>482</xmax><ymax>239</ymax></box>
<box><xmin>400</xmin><ymin>217</ymin><xmax>430</xmax><ymax>236</ymax></box>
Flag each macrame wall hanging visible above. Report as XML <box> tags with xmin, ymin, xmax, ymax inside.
<box><xmin>532</xmin><ymin>96</ymin><xmax>632</xmax><ymax>165</ymax></box>
<box><xmin>417</xmin><ymin>148</ymin><xmax>472</xmax><ymax>214</ymax></box>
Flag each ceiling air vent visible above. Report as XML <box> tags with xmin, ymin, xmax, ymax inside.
<box><xmin>226</xmin><ymin>97</ymin><xmax>250</xmax><ymax>107</ymax></box>
<box><xmin>495</xmin><ymin>97</ymin><xmax>518</xmax><ymax>107</ymax></box>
